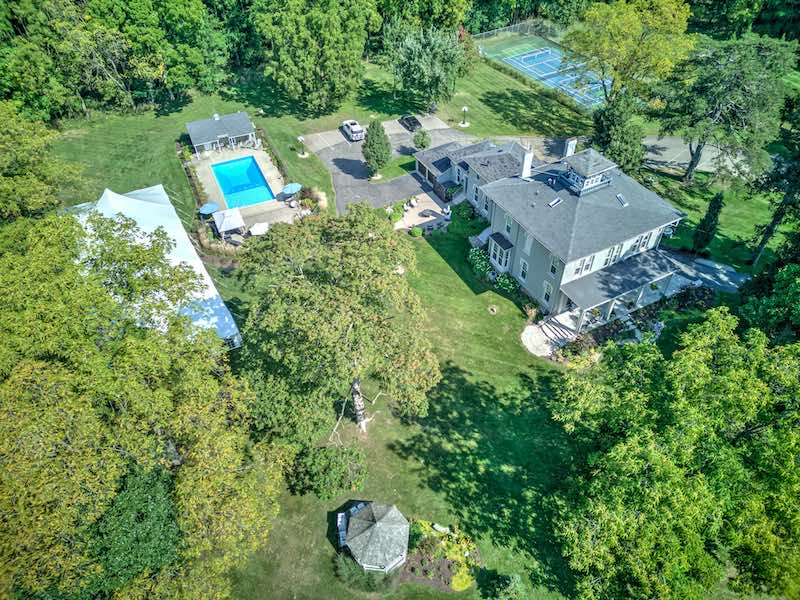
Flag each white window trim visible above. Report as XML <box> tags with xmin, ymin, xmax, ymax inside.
<box><xmin>504</xmin><ymin>214</ymin><xmax>513</xmax><ymax>235</ymax></box>
<box><xmin>583</xmin><ymin>254</ymin><xmax>594</xmax><ymax>273</ymax></box>
<box><xmin>520</xmin><ymin>258</ymin><xmax>528</xmax><ymax>280</ymax></box>
<box><xmin>549</xmin><ymin>255</ymin><xmax>558</xmax><ymax>275</ymax></box>
<box><xmin>543</xmin><ymin>281</ymin><xmax>553</xmax><ymax>304</ymax></box>
<box><xmin>523</xmin><ymin>232</ymin><xmax>532</xmax><ymax>254</ymax></box>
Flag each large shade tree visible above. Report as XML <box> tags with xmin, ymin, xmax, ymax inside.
<box><xmin>238</xmin><ymin>205</ymin><xmax>441</xmax><ymax>442</ymax></box>
<box><xmin>252</xmin><ymin>0</ymin><xmax>380</xmax><ymax>114</ymax></box>
<box><xmin>550</xmin><ymin>309</ymin><xmax>800</xmax><ymax>599</ymax></box>
<box><xmin>563</xmin><ymin>0</ymin><xmax>693</xmax><ymax>102</ymax></box>
<box><xmin>0</xmin><ymin>214</ymin><xmax>283</xmax><ymax>599</ymax></box>
<box><xmin>657</xmin><ymin>34</ymin><xmax>797</xmax><ymax>182</ymax></box>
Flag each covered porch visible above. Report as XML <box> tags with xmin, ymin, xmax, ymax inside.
<box><xmin>558</xmin><ymin>249</ymin><xmax>686</xmax><ymax>334</ymax></box>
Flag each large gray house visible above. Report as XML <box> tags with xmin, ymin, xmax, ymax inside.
<box><xmin>415</xmin><ymin>142</ymin><xmax>685</xmax><ymax>332</ymax></box>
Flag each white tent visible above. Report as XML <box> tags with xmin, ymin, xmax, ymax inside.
<box><xmin>76</xmin><ymin>185</ymin><xmax>242</xmax><ymax>348</ymax></box>
<box><xmin>213</xmin><ymin>208</ymin><xmax>245</xmax><ymax>233</ymax></box>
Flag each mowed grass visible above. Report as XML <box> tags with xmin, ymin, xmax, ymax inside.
<box><xmin>374</xmin><ymin>155</ymin><xmax>417</xmax><ymax>182</ymax></box>
<box><xmin>644</xmin><ymin>170</ymin><xmax>783</xmax><ymax>272</ymax></box>
<box><xmin>53</xmin><ymin>60</ymin><xmax>590</xmax><ymax>227</ymax></box>
<box><xmin>231</xmin><ymin>223</ymin><xmax>570</xmax><ymax>600</ymax></box>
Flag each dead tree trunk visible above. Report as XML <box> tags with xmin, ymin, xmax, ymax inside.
<box><xmin>351</xmin><ymin>378</ymin><xmax>367</xmax><ymax>434</ymax></box>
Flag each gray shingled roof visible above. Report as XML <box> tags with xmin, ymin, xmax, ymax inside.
<box><xmin>563</xmin><ymin>148</ymin><xmax>617</xmax><ymax>178</ymax></box>
<box><xmin>481</xmin><ymin>160</ymin><xmax>684</xmax><ymax>262</ymax></box>
<box><xmin>346</xmin><ymin>503</ymin><xmax>409</xmax><ymax>570</ymax></box>
<box><xmin>490</xmin><ymin>232</ymin><xmax>514</xmax><ymax>250</ymax></box>
<box><xmin>463</xmin><ymin>143</ymin><xmax>538</xmax><ymax>182</ymax></box>
<box><xmin>414</xmin><ymin>140</ymin><xmax>508</xmax><ymax>178</ymax></box>
<box><xmin>560</xmin><ymin>249</ymin><xmax>681</xmax><ymax>308</ymax></box>
<box><xmin>186</xmin><ymin>112</ymin><xmax>254</xmax><ymax>146</ymax></box>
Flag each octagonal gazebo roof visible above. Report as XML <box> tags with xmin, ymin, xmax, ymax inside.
<box><xmin>345</xmin><ymin>503</ymin><xmax>409</xmax><ymax>572</ymax></box>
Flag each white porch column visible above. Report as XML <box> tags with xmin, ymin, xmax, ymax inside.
<box><xmin>604</xmin><ymin>299</ymin><xmax>616</xmax><ymax>320</ymax></box>
<box><xmin>635</xmin><ymin>285</ymin><xmax>646</xmax><ymax>307</ymax></box>
<box><xmin>576</xmin><ymin>308</ymin><xmax>586</xmax><ymax>333</ymax></box>
<box><xmin>661</xmin><ymin>272</ymin><xmax>676</xmax><ymax>298</ymax></box>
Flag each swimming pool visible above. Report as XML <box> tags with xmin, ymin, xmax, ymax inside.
<box><xmin>211</xmin><ymin>156</ymin><xmax>275</xmax><ymax>208</ymax></box>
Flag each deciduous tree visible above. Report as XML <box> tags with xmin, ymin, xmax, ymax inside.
<box><xmin>252</xmin><ymin>0</ymin><xmax>380</xmax><ymax>114</ymax></box>
<box><xmin>592</xmin><ymin>92</ymin><xmax>645</xmax><ymax>172</ymax></box>
<box><xmin>657</xmin><ymin>34</ymin><xmax>797</xmax><ymax>183</ymax></box>
<box><xmin>564</xmin><ymin>0</ymin><xmax>693</xmax><ymax>102</ymax></box>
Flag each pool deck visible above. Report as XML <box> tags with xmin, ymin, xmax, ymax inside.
<box><xmin>192</xmin><ymin>146</ymin><xmax>286</xmax><ymax>211</ymax></box>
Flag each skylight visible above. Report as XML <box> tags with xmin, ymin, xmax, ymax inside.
<box><xmin>616</xmin><ymin>193</ymin><xmax>628</xmax><ymax>207</ymax></box>
<box><xmin>548</xmin><ymin>197</ymin><xmax>563</xmax><ymax>208</ymax></box>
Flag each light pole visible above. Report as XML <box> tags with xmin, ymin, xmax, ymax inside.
<box><xmin>460</xmin><ymin>106</ymin><xmax>469</xmax><ymax>128</ymax></box>
<box><xmin>297</xmin><ymin>135</ymin><xmax>306</xmax><ymax>157</ymax></box>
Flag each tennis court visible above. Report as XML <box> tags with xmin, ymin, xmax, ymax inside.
<box><xmin>475</xmin><ymin>20</ymin><xmax>607</xmax><ymax>109</ymax></box>
<box><xmin>502</xmin><ymin>47</ymin><xmax>606</xmax><ymax>108</ymax></box>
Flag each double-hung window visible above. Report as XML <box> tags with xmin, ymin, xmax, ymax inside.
<box><xmin>549</xmin><ymin>255</ymin><xmax>558</xmax><ymax>275</ymax></box>
<box><xmin>583</xmin><ymin>254</ymin><xmax>594</xmax><ymax>273</ymax></box>
<box><xmin>523</xmin><ymin>232</ymin><xmax>532</xmax><ymax>254</ymax></box>
<box><xmin>483</xmin><ymin>196</ymin><xmax>489</xmax><ymax>213</ymax></box>
<box><xmin>543</xmin><ymin>281</ymin><xmax>553</xmax><ymax>303</ymax></box>
<box><xmin>520</xmin><ymin>259</ymin><xmax>528</xmax><ymax>280</ymax></box>
<box><xmin>640</xmin><ymin>232</ymin><xmax>652</xmax><ymax>251</ymax></box>
<box><xmin>604</xmin><ymin>244</ymin><xmax>622</xmax><ymax>266</ymax></box>
<box><xmin>574</xmin><ymin>258</ymin><xmax>584</xmax><ymax>275</ymax></box>
<box><xmin>491</xmin><ymin>241</ymin><xmax>499</xmax><ymax>262</ymax></box>
<box><xmin>504</xmin><ymin>214</ymin><xmax>513</xmax><ymax>235</ymax></box>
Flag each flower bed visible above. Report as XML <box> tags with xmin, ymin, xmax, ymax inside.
<box><xmin>398</xmin><ymin>521</ymin><xmax>480</xmax><ymax>593</ymax></box>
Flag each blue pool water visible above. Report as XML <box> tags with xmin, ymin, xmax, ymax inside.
<box><xmin>211</xmin><ymin>156</ymin><xmax>275</xmax><ymax>208</ymax></box>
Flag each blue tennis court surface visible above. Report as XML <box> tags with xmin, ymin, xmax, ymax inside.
<box><xmin>503</xmin><ymin>47</ymin><xmax>607</xmax><ymax>108</ymax></box>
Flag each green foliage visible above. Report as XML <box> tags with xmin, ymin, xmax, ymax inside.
<box><xmin>592</xmin><ymin>93</ymin><xmax>644</xmax><ymax>172</ymax></box>
<box><xmin>88</xmin><ymin>468</ymin><xmax>181</xmax><ymax>595</ymax></box>
<box><xmin>564</xmin><ymin>0</ymin><xmax>693</xmax><ymax>102</ymax></box>
<box><xmin>378</xmin><ymin>0</ymin><xmax>469</xmax><ymax>29</ymax></box>
<box><xmin>287</xmin><ymin>445</ymin><xmax>366</xmax><ymax>499</ymax></box>
<box><xmin>692</xmin><ymin>191</ymin><xmax>724</xmax><ymax>253</ymax></box>
<box><xmin>494</xmin><ymin>272</ymin><xmax>519</xmax><ymax>295</ymax></box>
<box><xmin>489</xmin><ymin>573</ymin><xmax>527</xmax><ymax>600</ymax></box>
<box><xmin>410</xmin><ymin>225</ymin><xmax>423</xmax><ymax>237</ymax></box>
<box><xmin>691</xmin><ymin>0</ymin><xmax>765</xmax><ymax>37</ymax></box>
<box><xmin>740</xmin><ymin>264</ymin><xmax>800</xmax><ymax>343</ymax></box>
<box><xmin>333</xmin><ymin>553</ymin><xmax>395</xmax><ymax>592</ymax></box>
<box><xmin>0</xmin><ymin>0</ymin><xmax>228</xmax><ymax>120</ymax></box>
<box><xmin>451</xmin><ymin>564</ymin><xmax>475</xmax><ymax>591</ymax></box>
<box><xmin>0</xmin><ymin>214</ymin><xmax>283</xmax><ymax>598</ymax></box>
<box><xmin>550</xmin><ymin>309</ymin><xmax>800</xmax><ymax>598</ymax></box>
<box><xmin>383</xmin><ymin>21</ymin><xmax>465</xmax><ymax>105</ymax></box>
<box><xmin>252</xmin><ymin>0</ymin><xmax>380</xmax><ymax>114</ymax></box>
<box><xmin>657</xmin><ymin>34</ymin><xmax>797</xmax><ymax>182</ymax></box>
<box><xmin>755</xmin><ymin>0</ymin><xmax>800</xmax><ymax>40</ymax></box>
<box><xmin>467</xmin><ymin>247</ymin><xmax>491</xmax><ymax>278</ymax></box>
<box><xmin>362</xmin><ymin>119</ymin><xmax>392</xmax><ymax>174</ymax></box>
<box><xmin>0</xmin><ymin>101</ymin><xmax>78</xmax><ymax>222</ymax></box>
<box><xmin>413</xmin><ymin>129</ymin><xmax>432</xmax><ymax>149</ymax></box>
<box><xmin>238</xmin><ymin>204</ymin><xmax>440</xmax><ymax>450</ymax></box>
<box><xmin>387</xmin><ymin>200</ymin><xmax>406</xmax><ymax>223</ymax></box>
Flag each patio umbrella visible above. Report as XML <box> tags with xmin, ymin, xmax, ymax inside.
<box><xmin>199</xmin><ymin>202</ymin><xmax>220</xmax><ymax>215</ymax></box>
<box><xmin>282</xmin><ymin>182</ymin><xmax>302</xmax><ymax>195</ymax></box>
<box><xmin>249</xmin><ymin>222</ymin><xmax>270</xmax><ymax>236</ymax></box>
<box><xmin>213</xmin><ymin>208</ymin><xmax>245</xmax><ymax>233</ymax></box>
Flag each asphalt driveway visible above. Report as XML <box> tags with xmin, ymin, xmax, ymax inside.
<box><xmin>314</xmin><ymin>121</ymin><xmax>472</xmax><ymax>214</ymax></box>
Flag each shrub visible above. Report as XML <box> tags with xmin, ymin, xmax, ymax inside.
<box><xmin>451</xmin><ymin>564</ymin><xmax>475</xmax><ymax>592</ymax></box>
<box><xmin>410</xmin><ymin>226</ymin><xmax>423</xmax><ymax>237</ymax></box>
<box><xmin>413</xmin><ymin>129</ymin><xmax>432</xmax><ymax>149</ymax></box>
<box><xmin>445</xmin><ymin>184</ymin><xmax>463</xmax><ymax>201</ymax></box>
<box><xmin>286</xmin><ymin>445</ymin><xmax>365</xmax><ymax>500</ymax></box>
<box><xmin>386</xmin><ymin>201</ymin><xmax>405</xmax><ymax>223</ymax></box>
<box><xmin>494</xmin><ymin>273</ymin><xmax>519</xmax><ymax>295</ymax></box>
<box><xmin>495</xmin><ymin>574</ymin><xmax>526</xmax><ymax>600</ymax></box>
<box><xmin>333</xmin><ymin>553</ymin><xmax>395</xmax><ymax>592</ymax></box>
<box><xmin>467</xmin><ymin>247</ymin><xmax>491</xmax><ymax>279</ymax></box>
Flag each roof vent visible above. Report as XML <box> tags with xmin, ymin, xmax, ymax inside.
<box><xmin>616</xmin><ymin>193</ymin><xmax>628</xmax><ymax>207</ymax></box>
<box><xmin>548</xmin><ymin>197</ymin><xmax>563</xmax><ymax>208</ymax></box>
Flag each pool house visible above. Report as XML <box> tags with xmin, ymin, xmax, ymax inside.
<box><xmin>186</xmin><ymin>111</ymin><xmax>258</xmax><ymax>154</ymax></box>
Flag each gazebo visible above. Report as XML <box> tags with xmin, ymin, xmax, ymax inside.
<box><xmin>343</xmin><ymin>502</ymin><xmax>409</xmax><ymax>573</ymax></box>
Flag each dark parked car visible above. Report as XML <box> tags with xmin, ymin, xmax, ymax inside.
<box><xmin>398</xmin><ymin>114</ymin><xmax>422</xmax><ymax>132</ymax></box>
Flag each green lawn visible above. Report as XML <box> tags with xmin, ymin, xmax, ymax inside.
<box><xmin>643</xmin><ymin>170</ymin><xmax>783</xmax><ymax>272</ymax></box>
<box><xmin>230</xmin><ymin>221</ymin><xmax>569</xmax><ymax>600</ymax></box>
<box><xmin>374</xmin><ymin>155</ymin><xmax>417</xmax><ymax>182</ymax></box>
<box><xmin>53</xmin><ymin>60</ymin><xmax>590</xmax><ymax>228</ymax></box>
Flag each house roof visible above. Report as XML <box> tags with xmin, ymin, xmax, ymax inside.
<box><xmin>414</xmin><ymin>140</ymin><xmax>518</xmax><ymax>179</ymax></box>
<box><xmin>75</xmin><ymin>185</ymin><xmax>242</xmax><ymax>345</ymax></box>
<box><xmin>563</xmin><ymin>148</ymin><xmax>617</xmax><ymax>178</ymax></box>
<box><xmin>481</xmin><ymin>157</ymin><xmax>684</xmax><ymax>262</ymax></box>
<box><xmin>346</xmin><ymin>503</ymin><xmax>409</xmax><ymax>569</ymax></box>
<box><xmin>490</xmin><ymin>231</ymin><xmax>514</xmax><ymax>251</ymax></box>
<box><xmin>463</xmin><ymin>142</ymin><xmax>542</xmax><ymax>182</ymax></box>
<box><xmin>560</xmin><ymin>249</ymin><xmax>682</xmax><ymax>309</ymax></box>
<box><xmin>186</xmin><ymin>112</ymin><xmax>255</xmax><ymax>146</ymax></box>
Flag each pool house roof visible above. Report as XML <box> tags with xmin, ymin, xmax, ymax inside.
<box><xmin>187</xmin><ymin>111</ymin><xmax>255</xmax><ymax>147</ymax></box>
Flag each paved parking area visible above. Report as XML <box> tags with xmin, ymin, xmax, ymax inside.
<box><xmin>315</xmin><ymin>125</ymin><xmax>473</xmax><ymax>214</ymax></box>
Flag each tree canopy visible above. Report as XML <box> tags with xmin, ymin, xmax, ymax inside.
<box><xmin>0</xmin><ymin>214</ymin><xmax>283</xmax><ymax>599</ymax></box>
<box><xmin>253</xmin><ymin>0</ymin><xmax>380</xmax><ymax>114</ymax></box>
<box><xmin>564</xmin><ymin>0</ymin><xmax>694</xmax><ymax>102</ymax></box>
<box><xmin>657</xmin><ymin>33</ymin><xmax>797</xmax><ymax>182</ymax></box>
<box><xmin>550</xmin><ymin>309</ymin><xmax>800</xmax><ymax>599</ymax></box>
<box><xmin>592</xmin><ymin>92</ymin><xmax>645</xmax><ymax>172</ymax></box>
<box><xmin>238</xmin><ymin>205</ymin><xmax>441</xmax><ymax>447</ymax></box>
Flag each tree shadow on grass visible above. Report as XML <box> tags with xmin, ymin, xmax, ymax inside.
<box><xmin>390</xmin><ymin>362</ymin><xmax>577</xmax><ymax>595</ymax></box>
<box><xmin>357</xmin><ymin>79</ymin><xmax>422</xmax><ymax>117</ymax></box>
<box><xmin>479</xmin><ymin>88</ymin><xmax>592</xmax><ymax>139</ymax></box>
<box><xmin>220</xmin><ymin>71</ymin><xmax>303</xmax><ymax>119</ymax></box>
<box><xmin>155</xmin><ymin>92</ymin><xmax>192</xmax><ymax>117</ymax></box>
